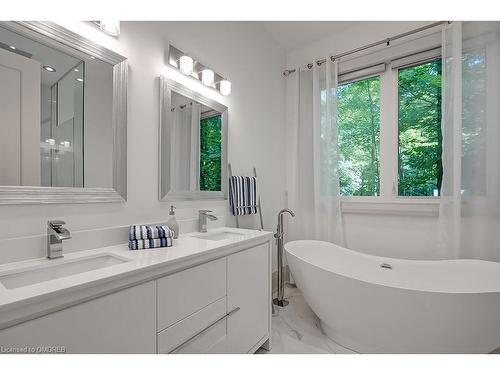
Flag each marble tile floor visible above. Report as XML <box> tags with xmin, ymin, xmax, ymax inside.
<box><xmin>258</xmin><ymin>284</ymin><xmax>500</xmax><ymax>355</ymax></box>
<box><xmin>257</xmin><ymin>284</ymin><xmax>356</xmax><ymax>354</ymax></box>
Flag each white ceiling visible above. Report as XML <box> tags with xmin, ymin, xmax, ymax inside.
<box><xmin>261</xmin><ymin>21</ymin><xmax>360</xmax><ymax>51</ymax></box>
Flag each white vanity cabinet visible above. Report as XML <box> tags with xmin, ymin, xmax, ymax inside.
<box><xmin>211</xmin><ymin>243</ymin><xmax>270</xmax><ymax>353</ymax></box>
<box><xmin>0</xmin><ymin>281</ymin><xmax>157</xmax><ymax>353</ymax></box>
<box><xmin>0</xmin><ymin>237</ymin><xmax>272</xmax><ymax>354</ymax></box>
<box><xmin>156</xmin><ymin>243</ymin><xmax>271</xmax><ymax>354</ymax></box>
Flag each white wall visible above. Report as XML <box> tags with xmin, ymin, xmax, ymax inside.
<box><xmin>84</xmin><ymin>60</ymin><xmax>113</xmax><ymax>188</ymax></box>
<box><xmin>286</xmin><ymin>21</ymin><xmax>441</xmax><ymax>260</ymax></box>
<box><xmin>0</xmin><ymin>22</ymin><xmax>286</xmax><ymax>263</ymax></box>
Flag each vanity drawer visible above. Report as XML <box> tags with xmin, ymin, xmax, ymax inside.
<box><xmin>172</xmin><ymin>319</ymin><xmax>226</xmax><ymax>354</ymax></box>
<box><xmin>157</xmin><ymin>297</ymin><xmax>227</xmax><ymax>353</ymax></box>
<box><xmin>157</xmin><ymin>257</ymin><xmax>226</xmax><ymax>331</ymax></box>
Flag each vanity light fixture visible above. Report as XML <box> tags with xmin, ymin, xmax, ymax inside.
<box><xmin>179</xmin><ymin>55</ymin><xmax>194</xmax><ymax>76</ymax></box>
<box><xmin>169</xmin><ymin>44</ymin><xmax>232</xmax><ymax>96</ymax></box>
<box><xmin>219</xmin><ymin>79</ymin><xmax>232</xmax><ymax>96</ymax></box>
<box><xmin>201</xmin><ymin>69</ymin><xmax>215</xmax><ymax>87</ymax></box>
<box><xmin>43</xmin><ymin>66</ymin><xmax>56</xmax><ymax>72</ymax></box>
<box><xmin>99</xmin><ymin>20</ymin><xmax>120</xmax><ymax>36</ymax></box>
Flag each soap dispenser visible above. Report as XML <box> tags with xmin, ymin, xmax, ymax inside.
<box><xmin>167</xmin><ymin>205</ymin><xmax>179</xmax><ymax>239</ymax></box>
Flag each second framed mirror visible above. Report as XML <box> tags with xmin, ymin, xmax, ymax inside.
<box><xmin>159</xmin><ymin>77</ymin><xmax>228</xmax><ymax>201</ymax></box>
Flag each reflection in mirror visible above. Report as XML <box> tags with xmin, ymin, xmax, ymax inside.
<box><xmin>0</xmin><ymin>25</ymin><xmax>113</xmax><ymax>188</ymax></box>
<box><xmin>160</xmin><ymin>77</ymin><xmax>227</xmax><ymax>201</ymax></box>
<box><xmin>170</xmin><ymin>92</ymin><xmax>222</xmax><ymax>192</ymax></box>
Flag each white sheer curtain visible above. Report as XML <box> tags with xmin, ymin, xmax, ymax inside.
<box><xmin>286</xmin><ymin>59</ymin><xmax>344</xmax><ymax>244</ymax></box>
<box><xmin>439</xmin><ymin>21</ymin><xmax>500</xmax><ymax>262</ymax></box>
<box><xmin>189</xmin><ymin>103</ymin><xmax>201</xmax><ymax>191</ymax></box>
<box><xmin>170</xmin><ymin>103</ymin><xmax>201</xmax><ymax>191</ymax></box>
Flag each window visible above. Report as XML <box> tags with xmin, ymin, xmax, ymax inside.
<box><xmin>337</xmin><ymin>76</ymin><xmax>381</xmax><ymax>196</ymax></box>
<box><xmin>199</xmin><ymin>114</ymin><xmax>222</xmax><ymax>191</ymax></box>
<box><xmin>397</xmin><ymin>60</ymin><xmax>442</xmax><ymax>196</ymax></box>
<box><xmin>331</xmin><ymin>48</ymin><xmax>444</xmax><ymax>205</ymax></box>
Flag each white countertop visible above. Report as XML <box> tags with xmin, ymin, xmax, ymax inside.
<box><xmin>0</xmin><ymin>227</ymin><xmax>273</xmax><ymax>329</ymax></box>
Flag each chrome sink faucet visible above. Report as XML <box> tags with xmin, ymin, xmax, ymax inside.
<box><xmin>198</xmin><ymin>210</ymin><xmax>218</xmax><ymax>233</ymax></box>
<box><xmin>47</xmin><ymin>220</ymin><xmax>71</xmax><ymax>259</ymax></box>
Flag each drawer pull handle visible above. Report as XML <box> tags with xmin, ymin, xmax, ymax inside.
<box><xmin>169</xmin><ymin>307</ymin><xmax>240</xmax><ymax>353</ymax></box>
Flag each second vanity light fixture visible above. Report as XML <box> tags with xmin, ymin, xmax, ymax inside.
<box><xmin>169</xmin><ymin>45</ymin><xmax>231</xmax><ymax>96</ymax></box>
<box><xmin>90</xmin><ymin>21</ymin><xmax>120</xmax><ymax>37</ymax></box>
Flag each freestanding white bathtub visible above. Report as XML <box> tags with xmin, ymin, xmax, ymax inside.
<box><xmin>285</xmin><ymin>240</ymin><xmax>500</xmax><ymax>354</ymax></box>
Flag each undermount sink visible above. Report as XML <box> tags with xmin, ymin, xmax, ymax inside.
<box><xmin>0</xmin><ymin>254</ymin><xmax>129</xmax><ymax>290</ymax></box>
<box><xmin>193</xmin><ymin>231</ymin><xmax>244</xmax><ymax>241</ymax></box>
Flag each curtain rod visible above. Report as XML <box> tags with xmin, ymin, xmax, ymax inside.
<box><xmin>282</xmin><ymin>21</ymin><xmax>451</xmax><ymax>77</ymax></box>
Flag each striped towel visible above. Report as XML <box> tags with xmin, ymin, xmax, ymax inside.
<box><xmin>129</xmin><ymin>225</ymin><xmax>173</xmax><ymax>241</ymax></box>
<box><xmin>229</xmin><ymin>176</ymin><xmax>257</xmax><ymax>216</ymax></box>
<box><xmin>129</xmin><ymin>237</ymin><xmax>173</xmax><ymax>250</ymax></box>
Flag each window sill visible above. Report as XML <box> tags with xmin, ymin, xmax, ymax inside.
<box><xmin>340</xmin><ymin>198</ymin><xmax>440</xmax><ymax>216</ymax></box>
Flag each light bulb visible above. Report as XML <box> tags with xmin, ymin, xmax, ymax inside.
<box><xmin>219</xmin><ymin>79</ymin><xmax>231</xmax><ymax>95</ymax></box>
<box><xmin>201</xmin><ymin>69</ymin><xmax>214</xmax><ymax>86</ymax></box>
<box><xmin>100</xmin><ymin>20</ymin><xmax>120</xmax><ymax>36</ymax></box>
<box><xmin>179</xmin><ymin>55</ymin><xmax>194</xmax><ymax>75</ymax></box>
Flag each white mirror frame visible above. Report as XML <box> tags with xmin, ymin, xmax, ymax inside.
<box><xmin>159</xmin><ymin>76</ymin><xmax>228</xmax><ymax>201</ymax></box>
<box><xmin>0</xmin><ymin>21</ymin><xmax>128</xmax><ymax>205</ymax></box>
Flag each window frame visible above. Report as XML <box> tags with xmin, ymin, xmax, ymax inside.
<box><xmin>338</xmin><ymin>52</ymin><xmax>442</xmax><ymax>215</ymax></box>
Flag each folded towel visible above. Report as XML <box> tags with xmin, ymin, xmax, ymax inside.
<box><xmin>129</xmin><ymin>225</ymin><xmax>173</xmax><ymax>241</ymax></box>
<box><xmin>128</xmin><ymin>237</ymin><xmax>173</xmax><ymax>250</ymax></box>
<box><xmin>229</xmin><ymin>176</ymin><xmax>257</xmax><ymax>216</ymax></box>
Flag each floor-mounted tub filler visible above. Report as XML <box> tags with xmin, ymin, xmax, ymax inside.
<box><xmin>285</xmin><ymin>240</ymin><xmax>500</xmax><ymax>354</ymax></box>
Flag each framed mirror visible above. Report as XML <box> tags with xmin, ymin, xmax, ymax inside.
<box><xmin>159</xmin><ymin>77</ymin><xmax>228</xmax><ymax>201</ymax></box>
<box><xmin>0</xmin><ymin>21</ymin><xmax>127</xmax><ymax>204</ymax></box>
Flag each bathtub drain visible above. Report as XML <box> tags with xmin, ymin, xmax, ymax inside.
<box><xmin>380</xmin><ymin>263</ymin><xmax>393</xmax><ymax>270</ymax></box>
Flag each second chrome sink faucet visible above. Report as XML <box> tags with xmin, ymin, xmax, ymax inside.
<box><xmin>47</xmin><ymin>220</ymin><xmax>71</xmax><ymax>259</ymax></box>
<box><xmin>198</xmin><ymin>210</ymin><xmax>218</xmax><ymax>233</ymax></box>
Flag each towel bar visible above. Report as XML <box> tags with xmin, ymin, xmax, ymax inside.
<box><xmin>228</xmin><ymin>163</ymin><xmax>264</xmax><ymax>230</ymax></box>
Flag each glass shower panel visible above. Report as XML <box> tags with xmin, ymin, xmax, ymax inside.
<box><xmin>41</xmin><ymin>61</ymin><xmax>84</xmax><ymax>187</ymax></box>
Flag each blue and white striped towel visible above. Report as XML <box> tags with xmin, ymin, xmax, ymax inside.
<box><xmin>129</xmin><ymin>225</ymin><xmax>173</xmax><ymax>241</ymax></box>
<box><xmin>229</xmin><ymin>176</ymin><xmax>257</xmax><ymax>216</ymax></box>
<box><xmin>129</xmin><ymin>237</ymin><xmax>173</xmax><ymax>250</ymax></box>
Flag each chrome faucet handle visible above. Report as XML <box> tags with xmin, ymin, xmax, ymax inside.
<box><xmin>47</xmin><ymin>220</ymin><xmax>70</xmax><ymax>260</ymax></box>
<box><xmin>48</xmin><ymin>220</ymin><xmax>66</xmax><ymax>228</ymax></box>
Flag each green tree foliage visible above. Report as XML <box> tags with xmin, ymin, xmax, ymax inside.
<box><xmin>337</xmin><ymin>76</ymin><xmax>381</xmax><ymax>196</ymax></box>
<box><xmin>398</xmin><ymin>60</ymin><xmax>442</xmax><ymax>196</ymax></box>
<box><xmin>199</xmin><ymin>115</ymin><xmax>222</xmax><ymax>191</ymax></box>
